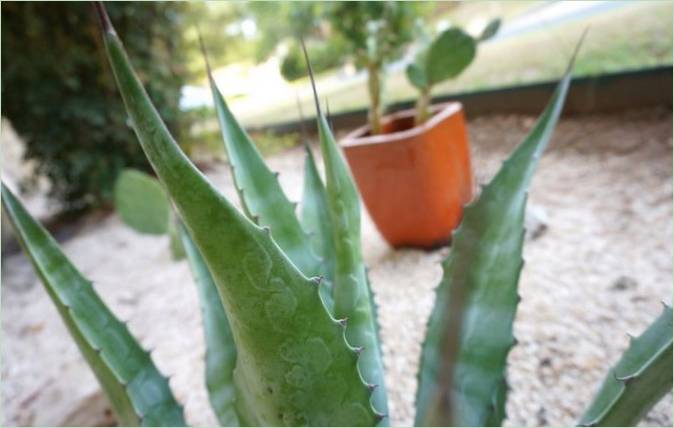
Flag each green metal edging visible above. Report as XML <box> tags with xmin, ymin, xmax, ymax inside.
<box><xmin>250</xmin><ymin>65</ymin><xmax>672</xmax><ymax>134</ymax></box>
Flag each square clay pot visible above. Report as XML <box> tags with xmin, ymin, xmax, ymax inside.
<box><xmin>341</xmin><ymin>102</ymin><xmax>474</xmax><ymax>248</ymax></box>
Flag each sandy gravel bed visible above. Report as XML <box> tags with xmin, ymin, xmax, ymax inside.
<box><xmin>2</xmin><ymin>108</ymin><xmax>672</xmax><ymax>426</ymax></box>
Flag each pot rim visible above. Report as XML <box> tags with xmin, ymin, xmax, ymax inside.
<box><xmin>341</xmin><ymin>101</ymin><xmax>462</xmax><ymax>147</ymax></box>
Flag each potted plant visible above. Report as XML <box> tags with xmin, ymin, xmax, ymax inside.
<box><xmin>341</xmin><ymin>19</ymin><xmax>500</xmax><ymax>249</ymax></box>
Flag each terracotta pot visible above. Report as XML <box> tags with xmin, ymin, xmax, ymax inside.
<box><xmin>341</xmin><ymin>102</ymin><xmax>474</xmax><ymax>249</ymax></box>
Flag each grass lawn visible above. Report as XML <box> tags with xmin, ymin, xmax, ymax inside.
<box><xmin>435</xmin><ymin>1</ymin><xmax>542</xmax><ymax>28</ymax></box>
<box><xmin>226</xmin><ymin>0</ymin><xmax>672</xmax><ymax>128</ymax></box>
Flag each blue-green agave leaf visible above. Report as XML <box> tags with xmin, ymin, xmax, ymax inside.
<box><xmin>179</xmin><ymin>225</ymin><xmax>239</xmax><ymax>426</ymax></box>
<box><xmin>201</xmin><ymin>41</ymin><xmax>321</xmax><ymax>279</ymax></box>
<box><xmin>168</xmin><ymin>217</ymin><xmax>186</xmax><ymax>260</ymax></box>
<box><xmin>97</xmin><ymin>6</ymin><xmax>378</xmax><ymax>425</ymax></box>
<box><xmin>2</xmin><ymin>184</ymin><xmax>186</xmax><ymax>427</ymax></box>
<box><xmin>302</xmin><ymin>41</ymin><xmax>389</xmax><ymax>424</ymax></box>
<box><xmin>301</xmin><ymin>145</ymin><xmax>336</xmax><ymax>312</ymax></box>
<box><xmin>415</xmin><ymin>50</ymin><xmax>579</xmax><ymax>426</ymax></box>
<box><xmin>579</xmin><ymin>305</ymin><xmax>673</xmax><ymax>427</ymax></box>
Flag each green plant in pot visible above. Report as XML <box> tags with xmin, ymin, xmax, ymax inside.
<box><xmin>340</xmin><ymin>20</ymin><xmax>500</xmax><ymax>249</ymax></box>
<box><xmin>407</xmin><ymin>21</ymin><xmax>500</xmax><ymax>124</ymax></box>
<box><xmin>2</xmin><ymin>5</ymin><xmax>671</xmax><ymax>427</ymax></box>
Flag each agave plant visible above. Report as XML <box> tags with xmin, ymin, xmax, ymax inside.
<box><xmin>2</xmin><ymin>4</ymin><xmax>671</xmax><ymax>427</ymax></box>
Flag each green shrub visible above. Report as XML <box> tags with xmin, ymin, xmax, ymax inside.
<box><xmin>1</xmin><ymin>2</ymin><xmax>190</xmax><ymax>211</ymax></box>
<box><xmin>281</xmin><ymin>40</ymin><xmax>347</xmax><ymax>81</ymax></box>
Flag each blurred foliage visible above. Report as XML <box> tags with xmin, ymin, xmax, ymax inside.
<box><xmin>281</xmin><ymin>40</ymin><xmax>348</xmax><ymax>81</ymax></box>
<box><xmin>246</xmin><ymin>2</ymin><xmax>431</xmax><ymax>71</ymax></box>
<box><xmin>248</xmin><ymin>131</ymin><xmax>301</xmax><ymax>157</ymax></box>
<box><xmin>245</xmin><ymin>2</ymin><xmax>323</xmax><ymax>63</ymax></box>
<box><xmin>185</xmin><ymin>117</ymin><xmax>301</xmax><ymax>163</ymax></box>
<box><xmin>181</xmin><ymin>2</ymin><xmax>255</xmax><ymax>78</ymax></box>
<box><xmin>242</xmin><ymin>1</ymin><xmax>429</xmax><ymax>134</ymax></box>
<box><xmin>325</xmin><ymin>1</ymin><xmax>427</xmax><ymax>133</ymax></box>
<box><xmin>1</xmin><ymin>2</ymin><xmax>190</xmax><ymax>211</ymax></box>
<box><xmin>326</xmin><ymin>1</ymin><xmax>423</xmax><ymax>68</ymax></box>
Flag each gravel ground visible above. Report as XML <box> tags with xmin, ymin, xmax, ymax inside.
<box><xmin>2</xmin><ymin>108</ymin><xmax>672</xmax><ymax>426</ymax></box>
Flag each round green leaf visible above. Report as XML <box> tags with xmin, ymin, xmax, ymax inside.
<box><xmin>425</xmin><ymin>28</ymin><xmax>476</xmax><ymax>86</ymax></box>
<box><xmin>406</xmin><ymin>62</ymin><xmax>428</xmax><ymax>90</ymax></box>
<box><xmin>479</xmin><ymin>18</ymin><xmax>501</xmax><ymax>42</ymax></box>
<box><xmin>114</xmin><ymin>169</ymin><xmax>170</xmax><ymax>235</ymax></box>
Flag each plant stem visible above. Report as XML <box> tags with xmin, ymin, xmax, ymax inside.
<box><xmin>415</xmin><ymin>86</ymin><xmax>432</xmax><ymax>126</ymax></box>
<box><xmin>367</xmin><ymin>63</ymin><xmax>382</xmax><ymax>135</ymax></box>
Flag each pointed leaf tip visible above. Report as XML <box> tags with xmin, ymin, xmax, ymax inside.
<box><xmin>415</xmin><ymin>48</ymin><xmax>577</xmax><ymax>426</ymax></box>
<box><xmin>325</xmin><ymin>98</ymin><xmax>335</xmax><ymax>131</ymax></box>
<box><xmin>93</xmin><ymin>2</ymin><xmax>113</xmax><ymax>33</ymax></box>
<box><xmin>567</xmin><ymin>27</ymin><xmax>589</xmax><ymax>73</ymax></box>
<box><xmin>196</xmin><ymin>26</ymin><xmax>214</xmax><ymax>78</ymax></box>
<box><xmin>299</xmin><ymin>37</ymin><xmax>323</xmax><ymax>119</ymax></box>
